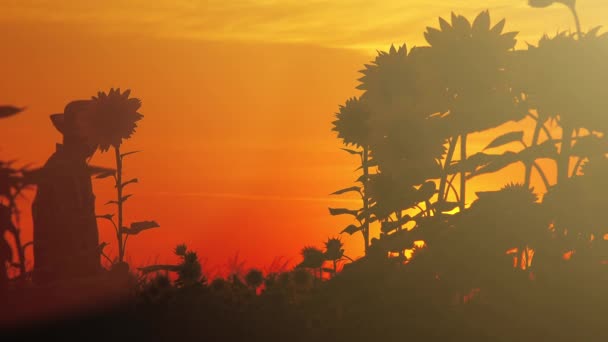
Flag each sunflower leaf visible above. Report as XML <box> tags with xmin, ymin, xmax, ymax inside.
<box><xmin>0</xmin><ymin>106</ymin><xmax>24</xmax><ymax>119</ymax></box>
<box><xmin>96</xmin><ymin>170</ymin><xmax>116</xmax><ymax>179</ymax></box>
<box><xmin>96</xmin><ymin>214</ymin><xmax>115</xmax><ymax>221</ymax></box>
<box><xmin>331</xmin><ymin>186</ymin><xmax>361</xmax><ymax>196</ymax></box>
<box><xmin>329</xmin><ymin>208</ymin><xmax>359</xmax><ymax>217</ymax></box>
<box><xmin>341</xmin><ymin>148</ymin><xmax>362</xmax><ymax>155</ymax></box>
<box><xmin>125</xmin><ymin>220</ymin><xmax>160</xmax><ymax>235</ymax></box>
<box><xmin>341</xmin><ymin>224</ymin><xmax>362</xmax><ymax>235</ymax></box>
<box><xmin>118</xmin><ymin>178</ymin><xmax>139</xmax><ymax>188</ymax></box>
<box><xmin>483</xmin><ymin>131</ymin><xmax>524</xmax><ymax>151</ymax></box>
<box><xmin>121</xmin><ymin>150</ymin><xmax>142</xmax><ymax>159</ymax></box>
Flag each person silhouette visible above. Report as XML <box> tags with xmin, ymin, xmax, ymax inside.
<box><xmin>32</xmin><ymin>100</ymin><xmax>101</xmax><ymax>284</ymax></box>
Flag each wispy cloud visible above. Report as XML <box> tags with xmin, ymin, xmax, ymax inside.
<box><xmin>3</xmin><ymin>0</ymin><xmax>605</xmax><ymax>50</ymax></box>
<box><xmin>150</xmin><ymin>191</ymin><xmax>360</xmax><ymax>203</ymax></box>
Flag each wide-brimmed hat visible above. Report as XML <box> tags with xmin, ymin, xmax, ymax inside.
<box><xmin>50</xmin><ymin>100</ymin><xmax>94</xmax><ymax>136</ymax></box>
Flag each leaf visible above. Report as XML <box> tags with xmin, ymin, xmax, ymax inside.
<box><xmin>121</xmin><ymin>150</ymin><xmax>142</xmax><ymax>159</ymax></box>
<box><xmin>95</xmin><ymin>170</ymin><xmax>116</xmax><ymax>179</ymax></box>
<box><xmin>120</xmin><ymin>194</ymin><xmax>133</xmax><ymax>203</ymax></box>
<box><xmin>0</xmin><ymin>106</ymin><xmax>24</xmax><ymax>119</ymax></box>
<box><xmin>467</xmin><ymin>152</ymin><xmax>519</xmax><ymax>179</ymax></box>
<box><xmin>381</xmin><ymin>215</ymin><xmax>412</xmax><ymax>233</ymax></box>
<box><xmin>105</xmin><ymin>200</ymin><xmax>119</xmax><ymax>205</ymax></box>
<box><xmin>125</xmin><ymin>220</ymin><xmax>160</xmax><ymax>235</ymax></box>
<box><xmin>434</xmin><ymin>201</ymin><xmax>460</xmax><ymax>213</ymax></box>
<box><xmin>328</xmin><ymin>208</ymin><xmax>359</xmax><ymax>217</ymax></box>
<box><xmin>416</xmin><ymin>181</ymin><xmax>437</xmax><ymax>202</ymax></box>
<box><xmin>118</xmin><ymin>178</ymin><xmax>139</xmax><ymax>188</ymax></box>
<box><xmin>483</xmin><ymin>131</ymin><xmax>524</xmax><ymax>151</ymax></box>
<box><xmin>341</xmin><ymin>224</ymin><xmax>362</xmax><ymax>235</ymax></box>
<box><xmin>330</xmin><ymin>186</ymin><xmax>361</xmax><ymax>196</ymax></box>
<box><xmin>340</xmin><ymin>148</ymin><xmax>362</xmax><ymax>155</ymax></box>
<box><xmin>96</xmin><ymin>214</ymin><xmax>115</xmax><ymax>221</ymax></box>
<box><xmin>571</xmin><ymin>135</ymin><xmax>606</xmax><ymax>157</ymax></box>
<box><xmin>448</xmin><ymin>152</ymin><xmax>494</xmax><ymax>174</ymax></box>
<box><xmin>355</xmin><ymin>174</ymin><xmax>368</xmax><ymax>184</ymax></box>
<box><xmin>518</xmin><ymin>140</ymin><xmax>558</xmax><ymax>163</ymax></box>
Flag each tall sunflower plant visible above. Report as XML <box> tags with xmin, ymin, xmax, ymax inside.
<box><xmin>90</xmin><ymin>88</ymin><xmax>160</xmax><ymax>269</ymax></box>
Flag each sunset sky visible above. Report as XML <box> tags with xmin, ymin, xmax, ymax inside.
<box><xmin>1</xmin><ymin>0</ymin><xmax>607</xmax><ymax>273</ymax></box>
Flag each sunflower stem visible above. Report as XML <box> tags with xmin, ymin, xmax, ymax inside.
<box><xmin>525</xmin><ymin>116</ymin><xmax>543</xmax><ymax>188</ymax></box>
<box><xmin>459</xmin><ymin>134</ymin><xmax>467</xmax><ymax>212</ymax></box>
<box><xmin>115</xmin><ymin>145</ymin><xmax>124</xmax><ymax>263</ymax></box>
<box><xmin>438</xmin><ymin>137</ymin><xmax>458</xmax><ymax>209</ymax></box>
<box><xmin>362</xmin><ymin>146</ymin><xmax>371</xmax><ymax>255</ymax></box>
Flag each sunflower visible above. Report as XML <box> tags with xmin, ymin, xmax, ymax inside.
<box><xmin>89</xmin><ymin>88</ymin><xmax>143</xmax><ymax>151</ymax></box>
<box><xmin>520</xmin><ymin>29</ymin><xmax>608</xmax><ymax>133</ymax></box>
<box><xmin>332</xmin><ymin>97</ymin><xmax>371</xmax><ymax>148</ymax></box>
<box><xmin>423</xmin><ymin>11</ymin><xmax>524</xmax><ymax>135</ymax></box>
<box><xmin>324</xmin><ymin>237</ymin><xmax>344</xmax><ymax>262</ymax></box>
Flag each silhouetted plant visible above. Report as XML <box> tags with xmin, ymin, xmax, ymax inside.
<box><xmin>245</xmin><ymin>268</ymin><xmax>264</xmax><ymax>294</ymax></box>
<box><xmin>91</xmin><ymin>88</ymin><xmax>159</xmax><ymax>266</ymax></box>
<box><xmin>424</xmin><ymin>11</ymin><xmax>524</xmax><ymax>210</ymax></box>
<box><xmin>331</xmin><ymin>97</ymin><xmax>373</xmax><ymax>254</ymax></box>
<box><xmin>0</xmin><ymin>107</ymin><xmax>34</xmax><ymax>281</ymax></box>
<box><xmin>138</xmin><ymin>243</ymin><xmax>204</xmax><ymax>288</ymax></box>
<box><xmin>297</xmin><ymin>246</ymin><xmax>325</xmax><ymax>279</ymax></box>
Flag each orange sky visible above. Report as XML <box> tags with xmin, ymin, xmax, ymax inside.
<box><xmin>1</xmin><ymin>1</ymin><xmax>607</xmax><ymax>273</ymax></box>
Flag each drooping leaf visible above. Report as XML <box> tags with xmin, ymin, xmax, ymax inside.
<box><xmin>328</xmin><ymin>208</ymin><xmax>359</xmax><ymax>217</ymax></box>
<box><xmin>528</xmin><ymin>0</ymin><xmax>557</xmax><ymax>8</ymax></box>
<box><xmin>125</xmin><ymin>220</ymin><xmax>160</xmax><ymax>235</ymax></box>
<box><xmin>330</xmin><ymin>186</ymin><xmax>361</xmax><ymax>196</ymax></box>
<box><xmin>119</xmin><ymin>194</ymin><xmax>133</xmax><ymax>203</ymax></box>
<box><xmin>341</xmin><ymin>148</ymin><xmax>362</xmax><ymax>155</ymax></box>
<box><xmin>518</xmin><ymin>140</ymin><xmax>558</xmax><ymax>163</ymax></box>
<box><xmin>483</xmin><ymin>131</ymin><xmax>524</xmax><ymax>151</ymax></box>
<box><xmin>341</xmin><ymin>224</ymin><xmax>362</xmax><ymax>235</ymax></box>
<box><xmin>119</xmin><ymin>178</ymin><xmax>139</xmax><ymax>188</ymax></box>
<box><xmin>381</xmin><ymin>215</ymin><xmax>412</xmax><ymax>233</ymax></box>
<box><xmin>121</xmin><ymin>150</ymin><xmax>142</xmax><ymax>159</ymax></box>
<box><xmin>96</xmin><ymin>170</ymin><xmax>116</xmax><ymax>179</ymax></box>
<box><xmin>96</xmin><ymin>214</ymin><xmax>115</xmax><ymax>221</ymax></box>
<box><xmin>448</xmin><ymin>152</ymin><xmax>494</xmax><ymax>174</ymax></box>
<box><xmin>434</xmin><ymin>201</ymin><xmax>460</xmax><ymax>213</ymax></box>
<box><xmin>571</xmin><ymin>135</ymin><xmax>607</xmax><ymax>158</ymax></box>
<box><xmin>0</xmin><ymin>106</ymin><xmax>24</xmax><ymax>119</ymax></box>
<box><xmin>467</xmin><ymin>151</ymin><xmax>519</xmax><ymax>179</ymax></box>
<box><xmin>105</xmin><ymin>200</ymin><xmax>119</xmax><ymax>205</ymax></box>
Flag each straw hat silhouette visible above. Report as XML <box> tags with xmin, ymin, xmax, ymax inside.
<box><xmin>50</xmin><ymin>100</ymin><xmax>95</xmax><ymax>138</ymax></box>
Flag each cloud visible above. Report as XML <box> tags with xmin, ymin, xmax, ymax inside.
<box><xmin>2</xmin><ymin>0</ymin><xmax>606</xmax><ymax>50</ymax></box>
<box><xmin>151</xmin><ymin>191</ymin><xmax>361</xmax><ymax>204</ymax></box>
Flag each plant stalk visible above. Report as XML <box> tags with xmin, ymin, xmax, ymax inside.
<box><xmin>459</xmin><ymin>134</ymin><xmax>467</xmax><ymax>212</ymax></box>
<box><xmin>438</xmin><ymin>137</ymin><xmax>458</xmax><ymax>208</ymax></box>
<box><xmin>362</xmin><ymin>146</ymin><xmax>371</xmax><ymax>255</ymax></box>
<box><xmin>115</xmin><ymin>145</ymin><xmax>124</xmax><ymax>263</ymax></box>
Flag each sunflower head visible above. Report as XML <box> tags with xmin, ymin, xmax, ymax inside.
<box><xmin>299</xmin><ymin>246</ymin><xmax>325</xmax><ymax>269</ymax></box>
<box><xmin>324</xmin><ymin>237</ymin><xmax>344</xmax><ymax>261</ymax></box>
<box><xmin>332</xmin><ymin>97</ymin><xmax>371</xmax><ymax>148</ymax></box>
<box><xmin>522</xmin><ymin>29</ymin><xmax>608</xmax><ymax>131</ymax></box>
<box><xmin>90</xmin><ymin>88</ymin><xmax>143</xmax><ymax>152</ymax></box>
